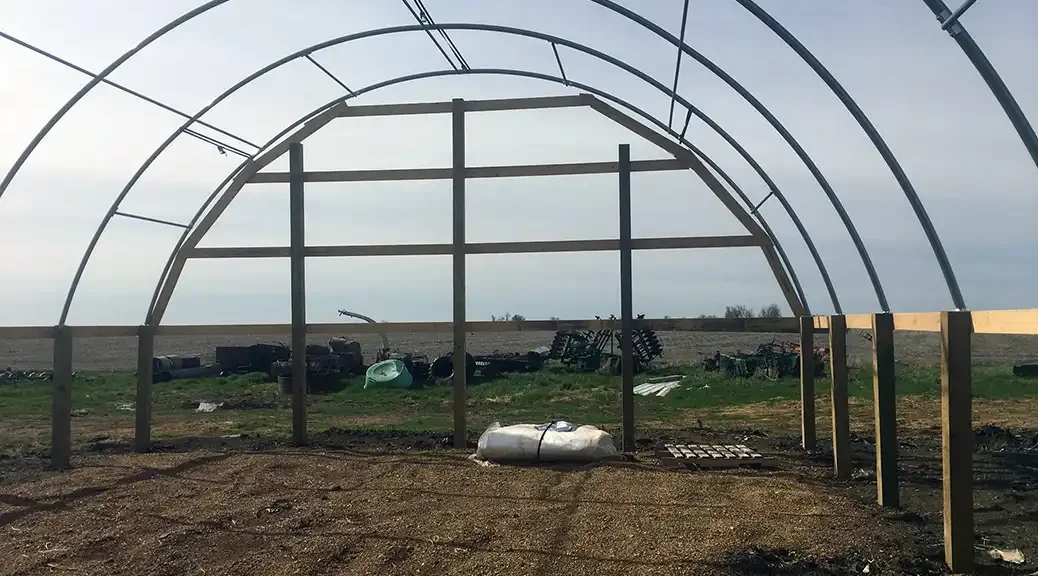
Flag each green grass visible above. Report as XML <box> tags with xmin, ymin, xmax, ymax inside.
<box><xmin>0</xmin><ymin>362</ymin><xmax>1033</xmax><ymax>453</ymax></box>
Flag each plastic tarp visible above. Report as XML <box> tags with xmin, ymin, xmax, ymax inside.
<box><xmin>473</xmin><ymin>421</ymin><xmax>619</xmax><ymax>463</ymax></box>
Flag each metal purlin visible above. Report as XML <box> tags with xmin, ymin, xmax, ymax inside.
<box><xmin>43</xmin><ymin>24</ymin><xmax>833</xmax><ymax>324</ymax></box>
<box><xmin>142</xmin><ymin>68</ymin><xmax>814</xmax><ymax>326</ymax></box>
<box><xmin>7</xmin><ymin>1</ymin><xmax>1022</xmax><ymax>318</ymax></box>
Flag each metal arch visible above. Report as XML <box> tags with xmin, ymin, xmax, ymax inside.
<box><xmin>13</xmin><ymin>6</ymin><xmax>889</xmax><ymax>315</ymax></box>
<box><xmin>144</xmin><ymin>67</ymin><xmax>814</xmax><ymax>326</ymax></box>
<box><xmin>921</xmin><ymin>0</ymin><xmax>1038</xmax><ymax>174</ymax></box>
<box><xmin>0</xmin><ymin>0</ymin><xmax>233</xmax><ymax>203</ymax></box>
<box><xmin>63</xmin><ymin>24</ymin><xmax>840</xmax><ymax>326</ymax></box>
<box><xmin>583</xmin><ymin>0</ymin><xmax>890</xmax><ymax>311</ymax></box>
<box><xmin>734</xmin><ymin>0</ymin><xmax>967</xmax><ymax>310</ymax></box>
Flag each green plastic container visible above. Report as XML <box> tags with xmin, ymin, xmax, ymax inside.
<box><xmin>364</xmin><ymin>359</ymin><xmax>414</xmax><ymax>390</ymax></box>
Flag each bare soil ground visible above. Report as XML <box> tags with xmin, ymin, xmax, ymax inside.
<box><xmin>4</xmin><ymin>330</ymin><xmax>1038</xmax><ymax>371</ymax></box>
<box><xmin>1</xmin><ymin>426</ymin><xmax>1035</xmax><ymax>575</ymax></box>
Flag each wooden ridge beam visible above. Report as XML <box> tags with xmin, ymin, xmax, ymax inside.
<box><xmin>247</xmin><ymin>159</ymin><xmax>687</xmax><ymax>184</ymax></box>
<box><xmin>184</xmin><ymin>235</ymin><xmax>762</xmax><ymax>259</ymax></box>
<box><xmin>332</xmin><ymin>94</ymin><xmax>587</xmax><ymax>119</ymax></box>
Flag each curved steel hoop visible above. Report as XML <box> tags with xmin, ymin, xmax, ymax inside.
<box><xmin>62</xmin><ymin>23</ymin><xmax>849</xmax><ymax>325</ymax></box>
<box><xmin>0</xmin><ymin>0</ymin><xmax>233</xmax><ymax>203</ymax></box>
<box><xmin>734</xmin><ymin>0</ymin><xmax>967</xmax><ymax>310</ymax></box>
<box><xmin>143</xmin><ymin>68</ymin><xmax>813</xmax><ymax>325</ymax></box>
<box><xmin>585</xmin><ymin>0</ymin><xmax>889</xmax><ymax>310</ymax></box>
<box><xmin>920</xmin><ymin>0</ymin><xmax>1038</xmax><ymax>176</ymax></box>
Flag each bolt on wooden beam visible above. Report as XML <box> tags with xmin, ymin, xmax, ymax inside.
<box><xmin>872</xmin><ymin>312</ymin><xmax>899</xmax><ymax>507</ymax></box>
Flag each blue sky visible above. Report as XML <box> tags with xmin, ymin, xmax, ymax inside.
<box><xmin>0</xmin><ymin>0</ymin><xmax>1035</xmax><ymax>326</ymax></box>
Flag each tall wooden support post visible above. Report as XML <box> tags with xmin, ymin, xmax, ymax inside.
<box><xmin>799</xmin><ymin>315</ymin><xmax>816</xmax><ymax>450</ymax></box>
<box><xmin>135</xmin><ymin>324</ymin><xmax>154</xmax><ymax>452</ymax></box>
<box><xmin>941</xmin><ymin>310</ymin><xmax>973</xmax><ymax>572</ymax></box>
<box><xmin>289</xmin><ymin>142</ymin><xmax>307</xmax><ymax>446</ymax></box>
<box><xmin>618</xmin><ymin>143</ymin><xmax>635</xmax><ymax>454</ymax></box>
<box><xmin>51</xmin><ymin>326</ymin><xmax>72</xmax><ymax>470</ymax></box>
<box><xmin>872</xmin><ymin>312</ymin><xmax>898</xmax><ymax>507</ymax></box>
<box><xmin>452</xmin><ymin>98</ymin><xmax>467</xmax><ymax>450</ymax></box>
<box><xmin>829</xmin><ymin>315</ymin><xmax>850</xmax><ymax>479</ymax></box>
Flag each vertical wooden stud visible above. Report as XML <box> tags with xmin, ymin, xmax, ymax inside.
<box><xmin>452</xmin><ymin>97</ymin><xmax>467</xmax><ymax>450</ymax></box>
<box><xmin>135</xmin><ymin>324</ymin><xmax>154</xmax><ymax>452</ymax></box>
<box><xmin>872</xmin><ymin>312</ymin><xmax>898</xmax><ymax>507</ymax></box>
<box><xmin>51</xmin><ymin>326</ymin><xmax>72</xmax><ymax>470</ymax></box>
<box><xmin>829</xmin><ymin>314</ymin><xmax>850</xmax><ymax>479</ymax></box>
<box><xmin>941</xmin><ymin>310</ymin><xmax>973</xmax><ymax>572</ymax></box>
<box><xmin>800</xmin><ymin>315</ymin><xmax>816</xmax><ymax>450</ymax></box>
<box><xmin>289</xmin><ymin>141</ymin><xmax>307</xmax><ymax>446</ymax></box>
<box><xmin>618</xmin><ymin>143</ymin><xmax>635</xmax><ymax>454</ymax></box>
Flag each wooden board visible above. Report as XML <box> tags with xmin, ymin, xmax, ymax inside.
<box><xmin>654</xmin><ymin>443</ymin><xmax>776</xmax><ymax>469</ymax></box>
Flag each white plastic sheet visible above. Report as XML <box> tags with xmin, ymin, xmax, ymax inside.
<box><xmin>473</xmin><ymin>421</ymin><xmax>619</xmax><ymax>463</ymax></box>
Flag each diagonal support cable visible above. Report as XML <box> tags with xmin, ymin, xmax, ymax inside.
<box><xmin>183</xmin><ymin>128</ymin><xmax>251</xmax><ymax>158</ymax></box>
<box><xmin>0</xmin><ymin>29</ymin><xmax>259</xmax><ymax>151</ymax></box>
<box><xmin>400</xmin><ymin>0</ymin><xmax>460</xmax><ymax>70</ymax></box>
<box><xmin>551</xmin><ymin>43</ymin><xmax>569</xmax><ymax>85</ymax></box>
<box><xmin>305</xmin><ymin>54</ymin><xmax>354</xmax><ymax>95</ymax></box>
<box><xmin>114</xmin><ymin>211</ymin><xmax>190</xmax><ymax>229</ymax></box>
<box><xmin>678</xmin><ymin>108</ymin><xmax>693</xmax><ymax>141</ymax></box>
<box><xmin>668</xmin><ymin>0</ymin><xmax>691</xmax><ymax>130</ymax></box>
<box><xmin>414</xmin><ymin>0</ymin><xmax>470</xmax><ymax>70</ymax></box>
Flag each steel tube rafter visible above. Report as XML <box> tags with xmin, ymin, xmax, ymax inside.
<box><xmin>920</xmin><ymin>0</ymin><xmax>1038</xmax><ymax>174</ymax></box>
<box><xmin>585</xmin><ymin>0</ymin><xmax>889</xmax><ymax>311</ymax></box>
<box><xmin>61</xmin><ymin>24</ymin><xmax>836</xmax><ymax>327</ymax></box>
<box><xmin>0</xmin><ymin>0</ymin><xmax>234</xmax><ymax>203</ymax></box>
<box><xmin>0</xmin><ymin>29</ymin><xmax>258</xmax><ymax>151</ymax></box>
<box><xmin>58</xmin><ymin>25</ymin><xmax>834</xmax><ymax>326</ymax></box>
<box><xmin>2</xmin><ymin>2</ymin><xmax>999</xmax><ymax>318</ymax></box>
<box><xmin>734</xmin><ymin>0</ymin><xmax>966</xmax><ymax>310</ymax></box>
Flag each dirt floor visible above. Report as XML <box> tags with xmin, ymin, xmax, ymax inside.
<box><xmin>1</xmin><ymin>427</ymin><xmax>1036</xmax><ymax>575</ymax></box>
<box><xmin>4</xmin><ymin>330</ymin><xmax>1038</xmax><ymax>371</ymax></box>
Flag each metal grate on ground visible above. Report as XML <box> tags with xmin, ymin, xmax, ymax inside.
<box><xmin>655</xmin><ymin>443</ymin><xmax>776</xmax><ymax>469</ymax></box>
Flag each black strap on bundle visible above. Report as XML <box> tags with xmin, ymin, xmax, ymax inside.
<box><xmin>536</xmin><ymin>420</ymin><xmax>559</xmax><ymax>463</ymax></box>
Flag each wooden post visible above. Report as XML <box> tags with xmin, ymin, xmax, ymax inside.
<box><xmin>289</xmin><ymin>141</ymin><xmax>307</xmax><ymax>446</ymax></box>
<box><xmin>872</xmin><ymin>312</ymin><xmax>898</xmax><ymax>507</ymax></box>
<box><xmin>51</xmin><ymin>326</ymin><xmax>72</xmax><ymax>470</ymax></box>
<box><xmin>829</xmin><ymin>314</ymin><xmax>850</xmax><ymax>479</ymax></box>
<box><xmin>618</xmin><ymin>143</ymin><xmax>635</xmax><ymax>454</ymax></box>
<box><xmin>452</xmin><ymin>97</ymin><xmax>467</xmax><ymax>450</ymax></box>
<box><xmin>799</xmin><ymin>315</ymin><xmax>816</xmax><ymax>450</ymax></box>
<box><xmin>134</xmin><ymin>324</ymin><xmax>154</xmax><ymax>452</ymax></box>
<box><xmin>941</xmin><ymin>310</ymin><xmax>973</xmax><ymax>572</ymax></box>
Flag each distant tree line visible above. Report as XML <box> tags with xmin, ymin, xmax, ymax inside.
<box><xmin>490</xmin><ymin>313</ymin><xmax>527</xmax><ymax>321</ymax></box>
<box><xmin>698</xmin><ymin>303</ymin><xmax>782</xmax><ymax>319</ymax></box>
<box><xmin>490</xmin><ymin>305</ymin><xmax>781</xmax><ymax>321</ymax></box>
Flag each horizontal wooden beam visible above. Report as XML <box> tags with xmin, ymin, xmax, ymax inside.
<box><xmin>4</xmin><ymin>309</ymin><xmax>1037</xmax><ymax>341</ymax></box>
<box><xmin>813</xmin><ymin>309</ymin><xmax>1038</xmax><ymax>335</ymax></box>
<box><xmin>248</xmin><ymin>159</ymin><xmax>687</xmax><ymax>184</ymax></box>
<box><xmin>333</xmin><ymin>94</ymin><xmax>587</xmax><ymax>119</ymax></box>
<box><xmin>187</xmin><ymin>236</ymin><xmax>761</xmax><ymax>259</ymax></box>
<box><xmin>153</xmin><ymin>317</ymin><xmax>805</xmax><ymax>336</ymax></box>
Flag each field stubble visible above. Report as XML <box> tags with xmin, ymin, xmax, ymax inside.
<box><xmin>3</xmin><ymin>329</ymin><xmax>1038</xmax><ymax>371</ymax></box>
